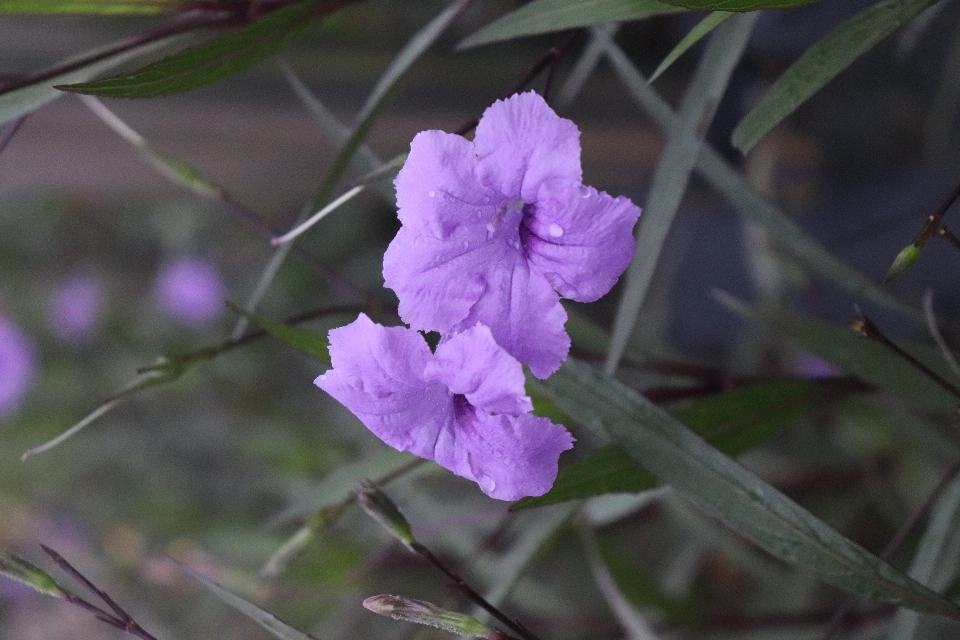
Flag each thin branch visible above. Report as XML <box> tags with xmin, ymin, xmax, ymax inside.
<box><xmin>454</xmin><ymin>31</ymin><xmax>578</xmax><ymax>136</ymax></box>
<box><xmin>851</xmin><ymin>309</ymin><xmax>960</xmax><ymax>401</ymax></box>
<box><xmin>41</xmin><ymin>546</ymin><xmax>160</xmax><ymax>640</ymax></box>
<box><xmin>923</xmin><ymin>289</ymin><xmax>960</xmax><ymax>377</ymax></box>
<box><xmin>410</xmin><ymin>542</ymin><xmax>541</xmax><ymax>640</ymax></box>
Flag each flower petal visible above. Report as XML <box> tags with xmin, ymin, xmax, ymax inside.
<box><xmin>314</xmin><ymin>314</ymin><xmax>453</xmax><ymax>456</ymax></box>
<box><xmin>452</xmin><ymin>254</ymin><xmax>570</xmax><ymax>379</ymax></box>
<box><xmin>474</xmin><ymin>92</ymin><xmax>582</xmax><ymax>203</ymax></box>
<box><xmin>384</xmin><ymin>220</ymin><xmax>506</xmax><ymax>333</ymax></box>
<box><xmin>395</xmin><ymin>130</ymin><xmax>498</xmax><ymax>239</ymax></box>
<box><xmin>525</xmin><ymin>185</ymin><xmax>640</xmax><ymax>302</ymax></box>
<box><xmin>435</xmin><ymin>409</ymin><xmax>574</xmax><ymax>501</ymax></box>
<box><xmin>427</xmin><ymin>324</ymin><xmax>531</xmax><ymax>416</ymax></box>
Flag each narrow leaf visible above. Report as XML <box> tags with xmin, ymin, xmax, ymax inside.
<box><xmin>0</xmin><ymin>0</ymin><xmax>184</xmax><ymax>12</ymax></box>
<box><xmin>717</xmin><ymin>294</ymin><xmax>959</xmax><ymax>412</ymax></box>
<box><xmin>732</xmin><ymin>0</ymin><xmax>939</xmax><ymax>152</ymax></box>
<box><xmin>532</xmin><ymin>358</ymin><xmax>960</xmax><ymax>618</ymax></box>
<box><xmin>0</xmin><ymin>550</ymin><xmax>64</xmax><ymax>597</ymax></box>
<box><xmin>229</xmin><ymin>303</ymin><xmax>330</xmax><ymax>364</ymax></box>
<box><xmin>596</xmin><ymin>30</ymin><xmax>917</xmax><ymax>317</ymax></box>
<box><xmin>606</xmin><ymin>14</ymin><xmax>757</xmax><ymax>374</ymax></box>
<box><xmin>356</xmin><ymin>0</ymin><xmax>472</xmax><ymax>124</ymax></box>
<box><xmin>661</xmin><ymin>0</ymin><xmax>819</xmax><ymax>10</ymax></box>
<box><xmin>0</xmin><ymin>32</ymin><xmax>196</xmax><ymax>126</ymax></box>
<box><xmin>889</xmin><ymin>472</ymin><xmax>960</xmax><ymax>639</ymax></box>
<box><xmin>649</xmin><ymin>12</ymin><xmax>732</xmax><ymax>83</ymax></box>
<box><xmin>22</xmin><ymin>361</ymin><xmax>190</xmax><ymax>460</ymax></box>
<box><xmin>516</xmin><ymin>378</ymin><xmax>853</xmax><ymax>509</ymax></box>
<box><xmin>458</xmin><ymin>0</ymin><xmax>685</xmax><ymax>49</ymax></box>
<box><xmin>176</xmin><ymin>561</ymin><xmax>321</xmax><ymax>640</ymax></box>
<box><xmin>59</xmin><ymin>2</ymin><xmax>327</xmax><ymax>98</ymax></box>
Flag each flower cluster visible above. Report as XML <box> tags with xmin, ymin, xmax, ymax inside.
<box><xmin>316</xmin><ymin>92</ymin><xmax>640</xmax><ymax>500</ymax></box>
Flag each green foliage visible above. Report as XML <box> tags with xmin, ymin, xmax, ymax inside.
<box><xmin>458</xmin><ymin>0</ymin><xmax>685</xmax><ymax>49</ymax></box>
<box><xmin>534</xmin><ymin>358</ymin><xmax>960</xmax><ymax>618</ymax></box>
<box><xmin>0</xmin><ymin>0</ymin><xmax>184</xmax><ymax>12</ymax></box>
<box><xmin>732</xmin><ymin>0</ymin><xmax>940</xmax><ymax>151</ymax></box>
<box><xmin>59</xmin><ymin>2</ymin><xmax>330</xmax><ymax>98</ymax></box>
<box><xmin>515</xmin><ymin>378</ymin><xmax>854</xmax><ymax>509</ymax></box>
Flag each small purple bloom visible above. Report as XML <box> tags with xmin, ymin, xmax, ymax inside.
<box><xmin>315</xmin><ymin>314</ymin><xmax>573</xmax><ymax>500</ymax></box>
<box><xmin>0</xmin><ymin>315</ymin><xmax>38</xmax><ymax>419</ymax></box>
<box><xmin>48</xmin><ymin>273</ymin><xmax>103</xmax><ymax>344</ymax></box>
<box><xmin>384</xmin><ymin>91</ymin><xmax>640</xmax><ymax>378</ymax></box>
<box><xmin>155</xmin><ymin>256</ymin><xmax>225</xmax><ymax>327</ymax></box>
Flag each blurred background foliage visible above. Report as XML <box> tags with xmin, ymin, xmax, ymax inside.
<box><xmin>3</xmin><ymin>0</ymin><xmax>960</xmax><ymax>639</ymax></box>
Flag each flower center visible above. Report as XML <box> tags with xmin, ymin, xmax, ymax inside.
<box><xmin>452</xmin><ymin>393</ymin><xmax>473</xmax><ymax>421</ymax></box>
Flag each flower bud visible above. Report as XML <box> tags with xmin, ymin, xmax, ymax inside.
<box><xmin>363</xmin><ymin>594</ymin><xmax>510</xmax><ymax>640</ymax></box>
<box><xmin>355</xmin><ymin>486</ymin><xmax>416</xmax><ymax>551</ymax></box>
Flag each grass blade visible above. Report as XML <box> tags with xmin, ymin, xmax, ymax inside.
<box><xmin>648</xmin><ymin>11</ymin><xmax>732</xmax><ymax>83</ymax></box>
<box><xmin>532</xmin><ymin>358</ymin><xmax>960</xmax><ymax>619</ymax></box>
<box><xmin>732</xmin><ymin>0</ymin><xmax>939</xmax><ymax>152</ymax></box>
<box><xmin>594</xmin><ymin>28</ymin><xmax>916</xmax><ymax>317</ymax></box>
<box><xmin>458</xmin><ymin>0</ymin><xmax>684</xmax><ymax>49</ymax></box>
<box><xmin>176</xmin><ymin>561</ymin><xmax>321</xmax><ymax>640</ymax></box>
<box><xmin>59</xmin><ymin>2</ymin><xmax>328</xmax><ymax>98</ymax></box>
<box><xmin>605</xmin><ymin>13</ymin><xmax>758</xmax><ymax>374</ymax></box>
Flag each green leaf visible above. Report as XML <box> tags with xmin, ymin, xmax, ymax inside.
<box><xmin>22</xmin><ymin>359</ymin><xmax>191</xmax><ymax>460</ymax></box>
<box><xmin>0</xmin><ymin>0</ymin><xmax>183</xmax><ymax>12</ymax></box>
<box><xmin>649</xmin><ymin>12</ymin><xmax>732</xmax><ymax>82</ymax></box>
<box><xmin>732</xmin><ymin>0</ymin><xmax>939</xmax><ymax>152</ymax></box>
<box><xmin>661</xmin><ymin>0</ymin><xmax>818</xmax><ymax>10</ymax></box>
<box><xmin>596</xmin><ymin>31</ymin><xmax>917</xmax><ymax>317</ymax></box>
<box><xmin>718</xmin><ymin>294</ymin><xmax>960</xmax><ymax>412</ymax></box>
<box><xmin>889</xmin><ymin>472</ymin><xmax>960</xmax><ymax>639</ymax></box>
<box><xmin>458</xmin><ymin>0</ymin><xmax>685</xmax><ymax>49</ymax></box>
<box><xmin>176</xmin><ymin>561</ymin><xmax>320</xmax><ymax>640</ymax></box>
<box><xmin>515</xmin><ymin>378</ymin><xmax>852</xmax><ymax>509</ymax></box>
<box><xmin>229</xmin><ymin>303</ymin><xmax>330</xmax><ymax>364</ymax></box>
<box><xmin>0</xmin><ymin>32</ymin><xmax>196</xmax><ymax>126</ymax></box>
<box><xmin>0</xmin><ymin>550</ymin><xmax>63</xmax><ymax>597</ymax></box>
<box><xmin>59</xmin><ymin>1</ymin><xmax>327</xmax><ymax>98</ymax></box>
<box><xmin>531</xmin><ymin>357</ymin><xmax>960</xmax><ymax>618</ymax></box>
<box><xmin>606</xmin><ymin>14</ymin><xmax>757</xmax><ymax>372</ymax></box>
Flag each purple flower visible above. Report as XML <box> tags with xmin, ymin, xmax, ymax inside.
<box><xmin>48</xmin><ymin>273</ymin><xmax>103</xmax><ymax>344</ymax></box>
<box><xmin>383</xmin><ymin>91</ymin><xmax>640</xmax><ymax>378</ymax></box>
<box><xmin>315</xmin><ymin>314</ymin><xmax>573</xmax><ymax>500</ymax></box>
<box><xmin>0</xmin><ymin>315</ymin><xmax>38</xmax><ymax>419</ymax></box>
<box><xmin>155</xmin><ymin>256</ymin><xmax>225</xmax><ymax>327</ymax></box>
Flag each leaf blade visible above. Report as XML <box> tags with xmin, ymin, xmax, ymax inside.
<box><xmin>532</xmin><ymin>358</ymin><xmax>960</xmax><ymax>618</ymax></box>
<box><xmin>732</xmin><ymin>0</ymin><xmax>938</xmax><ymax>151</ymax></box>
<box><xmin>458</xmin><ymin>0</ymin><xmax>685</xmax><ymax>49</ymax></box>
<box><xmin>59</xmin><ymin>2</ymin><xmax>327</xmax><ymax>98</ymax></box>
<box><xmin>0</xmin><ymin>0</ymin><xmax>183</xmax><ymax>13</ymax></box>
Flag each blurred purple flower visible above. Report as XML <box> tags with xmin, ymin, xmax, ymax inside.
<box><xmin>383</xmin><ymin>91</ymin><xmax>640</xmax><ymax>378</ymax></box>
<box><xmin>794</xmin><ymin>351</ymin><xmax>842</xmax><ymax>379</ymax></box>
<box><xmin>0</xmin><ymin>315</ymin><xmax>38</xmax><ymax>419</ymax></box>
<box><xmin>48</xmin><ymin>273</ymin><xmax>103</xmax><ymax>344</ymax></box>
<box><xmin>155</xmin><ymin>256</ymin><xmax>225</xmax><ymax>327</ymax></box>
<box><xmin>315</xmin><ymin>314</ymin><xmax>573</xmax><ymax>500</ymax></box>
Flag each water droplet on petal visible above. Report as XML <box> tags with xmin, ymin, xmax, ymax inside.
<box><xmin>476</xmin><ymin>210</ymin><xmax>482</xmax><ymax>219</ymax></box>
<box><xmin>548</xmin><ymin>223</ymin><xmax>564</xmax><ymax>238</ymax></box>
<box><xmin>486</xmin><ymin>222</ymin><xmax>496</xmax><ymax>235</ymax></box>
<box><xmin>461</xmin><ymin>240</ymin><xmax>469</xmax><ymax>250</ymax></box>
<box><xmin>581</xmin><ymin>188</ymin><xmax>591</xmax><ymax>198</ymax></box>
<box><xmin>428</xmin><ymin>190</ymin><xmax>436</xmax><ymax>198</ymax></box>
